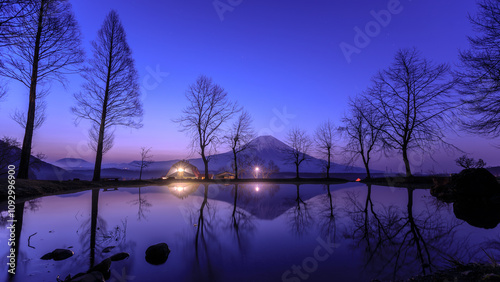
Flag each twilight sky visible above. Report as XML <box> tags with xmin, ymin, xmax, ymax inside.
<box><xmin>1</xmin><ymin>0</ymin><xmax>498</xmax><ymax>173</ymax></box>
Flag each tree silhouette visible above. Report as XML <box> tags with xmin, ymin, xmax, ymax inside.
<box><xmin>175</xmin><ymin>75</ymin><xmax>240</xmax><ymax>179</ymax></box>
<box><xmin>72</xmin><ymin>10</ymin><xmax>143</xmax><ymax>181</ymax></box>
<box><xmin>224</xmin><ymin>111</ymin><xmax>254</xmax><ymax>179</ymax></box>
<box><xmin>133</xmin><ymin>147</ymin><xmax>153</xmax><ymax>180</ymax></box>
<box><xmin>283</xmin><ymin>128</ymin><xmax>312</xmax><ymax>179</ymax></box>
<box><xmin>0</xmin><ymin>0</ymin><xmax>84</xmax><ymax>179</ymax></box>
<box><xmin>363</xmin><ymin>48</ymin><xmax>457</xmax><ymax>177</ymax></box>
<box><xmin>314</xmin><ymin>120</ymin><xmax>337</xmax><ymax>178</ymax></box>
<box><xmin>456</xmin><ymin>0</ymin><xmax>500</xmax><ymax>137</ymax></box>
<box><xmin>341</xmin><ymin>96</ymin><xmax>383</xmax><ymax>179</ymax></box>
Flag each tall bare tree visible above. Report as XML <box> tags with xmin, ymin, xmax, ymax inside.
<box><xmin>363</xmin><ymin>48</ymin><xmax>457</xmax><ymax>177</ymax></box>
<box><xmin>341</xmin><ymin>96</ymin><xmax>383</xmax><ymax>179</ymax></box>
<box><xmin>456</xmin><ymin>0</ymin><xmax>500</xmax><ymax>137</ymax></box>
<box><xmin>0</xmin><ymin>0</ymin><xmax>84</xmax><ymax>179</ymax></box>
<box><xmin>283</xmin><ymin>128</ymin><xmax>312</xmax><ymax>179</ymax></box>
<box><xmin>133</xmin><ymin>147</ymin><xmax>153</xmax><ymax>180</ymax></box>
<box><xmin>224</xmin><ymin>111</ymin><xmax>254</xmax><ymax>179</ymax></box>
<box><xmin>314</xmin><ymin>120</ymin><xmax>337</xmax><ymax>179</ymax></box>
<box><xmin>175</xmin><ymin>75</ymin><xmax>240</xmax><ymax>179</ymax></box>
<box><xmin>72</xmin><ymin>10</ymin><xmax>143</xmax><ymax>181</ymax></box>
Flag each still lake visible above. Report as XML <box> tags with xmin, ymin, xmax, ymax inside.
<box><xmin>1</xmin><ymin>183</ymin><xmax>499</xmax><ymax>282</ymax></box>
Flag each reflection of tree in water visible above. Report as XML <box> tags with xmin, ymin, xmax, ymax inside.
<box><xmin>191</xmin><ymin>184</ymin><xmax>219</xmax><ymax>281</ymax></box>
<box><xmin>175</xmin><ymin>184</ymin><xmax>257</xmax><ymax>281</ymax></box>
<box><xmin>128</xmin><ymin>187</ymin><xmax>152</xmax><ymax>221</ymax></box>
<box><xmin>287</xmin><ymin>184</ymin><xmax>314</xmax><ymax>237</ymax></box>
<box><xmin>316</xmin><ymin>184</ymin><xmax>337</xmax><ymax>242</ymax></box>
<box><xmin>344</xmin><ymin>185</ymin><xmax>465</xmax><ymax>281</ymax></box>
<box><xmin>76</xmin><ymin>189</ymin><xmax>129</xmax><ymax>269</ymax></box>
<box><xmin>228</xmin><ymin>184</ymin><xmax>256</xmax><ymax>253</ymax></box>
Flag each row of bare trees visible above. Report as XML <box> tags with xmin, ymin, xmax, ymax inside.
<box><xmin>0</xmin><ymin>1</ymin><xmax>143</xmax><ymax>180</ymax></box>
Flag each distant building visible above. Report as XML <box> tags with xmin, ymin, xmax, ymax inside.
<box><xmin>215</xmin><ymin>171</ymin><xmax>235</xmax><ymax>179</ymax></box>
<box><xmin>163</xmin><ymin>160</ymin><xmax>201</xmax><ymax>179</ymax></box>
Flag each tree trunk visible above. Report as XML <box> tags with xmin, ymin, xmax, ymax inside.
<box><xmin>362</xmin><ymin>152</ymin><xmax>371</xmax><ymax>179</ymax></box>
<box><xmin>18</xmin><ymin>1</ymin><xmax>45</xmax><ymax>179</ymax></box>
<box><xmin>139</xmin><ymin>166</ymin><xmax>143</xmax><ymax>180</ymax></box>
<box><xmin>402</xmin><ymin>147</ymin><xmax>412</xmax><ymax>177</ymax></box>
<box><xmin>364</xmin><ymin>162</ymin><xmax>371</xmax><ymax>179</ymax></box>
<box><xmin>92</xmin><ymin>121</ymin><xmax>106</xmax><ymax>181</ymax></box>
<box><xmin>326</xmin><ymin>147</ymin><xmax>331</xmax><ymax>179</ymax></box>
<box><xmin>295</xmin><ymin>163</ymin><xmax>300</xmax><ymax>179</ymax></box>
<box><xmin>92</xmin><ymin>27</ymin><xmax>114</xmax><ymax>182</ymax></box>
<box><xmin>233</xmin><ymin>149</ymin><xmax>238</xmax><ymax>180</ymax></box>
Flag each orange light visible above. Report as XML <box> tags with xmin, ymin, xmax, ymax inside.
<box><xmin>356</xmin><ymin>178</ymin><xmax>361</xmax><ymax>182</ymax></box>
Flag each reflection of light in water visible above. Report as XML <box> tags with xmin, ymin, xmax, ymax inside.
<box><xmin>255</xmin><ymin>186</ymin><xmax>260</xmax><ymax>192</ymax></box>
<box><xmin>174</xmin><ymin>186</ymin><xmax>185</xmax><ymax>192</ymax></box>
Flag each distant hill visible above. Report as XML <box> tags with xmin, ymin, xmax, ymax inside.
<box><xmin>0</xmin><ymin>140</ymin><xmax>84</xmax><ymax>180</ymax></box>
<box><xmin>53</xmin><ymin>158</ymin><xmax>93</xmax><ymax>170</ymax></box>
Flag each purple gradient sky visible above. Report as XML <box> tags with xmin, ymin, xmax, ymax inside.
<box><xmin>1</xmin><ymin>0</ymin><xmax>498</xmax><ymax>172</ymax></box>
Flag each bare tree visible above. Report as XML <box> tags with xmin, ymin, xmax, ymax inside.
<box><xmin>455</xmin><ymin>154</ymin><xmax>487</xmax><ymax>169</ymax></box>
<box><xmin>133</xmin><ymin>147</ymin><xmax>153</xmax><ymax>180</ymax></box>
<box><xmin>456</xmin><ymin>0</ymin><xmax>500</xmax><ymax>137</ymax></box>
<box><xmin>224</xmin><ymin>111</ymin><xmax>254</xmax><ymax>179</ymax></box>
<box><xmin>314</xmin><ymin>120</ymin><xmax>337</xmax><ymax>179</ymax></box>
<box><xmin>283</xmin><ymin>128</ymin><xmax>312</xmax><ymax>179</ymax></box>
<box><xmin>0</xmin><ymin>0</ymin><xmax>84</xmax><ymax>179</ymax></box>
<box><xmin>341</xmin><ymin>96</ymin><xmax>383</xmax><ymax>179</ymax></box>
<box><xmin>175</xmin><ymin>75</ymin><xmax>240</xmax><ymax>179</ymax></box>
<box><xmin>363</xmin><ymin>48</ymin><xmax>457</xmax><ymax>177</ymax></box>
<box><xmin>72</xmin><ymin>10</ymin><xmax>143</xmax><ymax>181</ymax></box>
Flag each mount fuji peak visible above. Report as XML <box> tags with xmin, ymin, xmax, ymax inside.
<box><xmin>247</xmin><ymin>135</ymin><xmax>289</xmax><ymax>151</ymax></box>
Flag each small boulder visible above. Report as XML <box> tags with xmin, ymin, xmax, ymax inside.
<box><xmin>145</xmin><ymin>243</ymin><xmax>170</xmax><ymax>265</ymax></box>
<box><xmin>41</xmin><ymin>249</ymin><xmax>74</xmax><ymax>261</ymax></box>
<box><xmin>89</xmin><ymin>258</ymin><xmax>111</xmax><ymax>276</ymax></box>
<box><xmin>101</xmin><ymin>246</ymin><xmax>115</xmax><ymax>253</ymax></box>
<box><xmin>109</xmin><ymin>252</ymin><xmax>130</xmax><ymax>261</ymax></box>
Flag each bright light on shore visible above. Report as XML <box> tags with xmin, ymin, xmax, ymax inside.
<box><xmin>255</xmin><ymin>167</ymin><xmax>259</xmax><ymax>171</ymax></box>
<box><xmin>255</xmin><ymin>186</ymin><xmax>260</xmax><ymax>192</ymax></box>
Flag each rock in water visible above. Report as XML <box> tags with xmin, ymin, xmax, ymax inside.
<box><xmin>101</xmin><ymin>246</ymin><xmax>115</xmax><ymax>253</ymax></box>
<box><xmin>451</xmin><ymin>168</ymin><xmax>500</xmax><ymax>197</ymax></box>
<box><xmin>89</xmin><ymin>258</ymin><xmax>111</xmax><ymax>276</ymax></box>
<box><xmin>41</xmin><ymin>249</ymin><xmax>74</xmax><ymax>261</ymax></box>
<box><xmin>454</xmin><ymin>197</ymin><xmax>500</xmax><ymax>229</ymax></box>
<box><xmin>109</xmin><ymin>252</ymin><xmax>130</xmax><ymax>261</ymax></box>
<box><xmin>40</xmin><ymin>252</ymin><xmax>53</xmax><ymax>260</ymax></box>
<box><xmin>145</xmin><ymin>243</ymin><xmax>170</xmax><ymax>265</ymax></box>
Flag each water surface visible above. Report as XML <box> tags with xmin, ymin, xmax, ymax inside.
<box><xmin>1</xmin><ymin>183</ymin><xmax>498</xmax><ymax>281</ymax></box>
